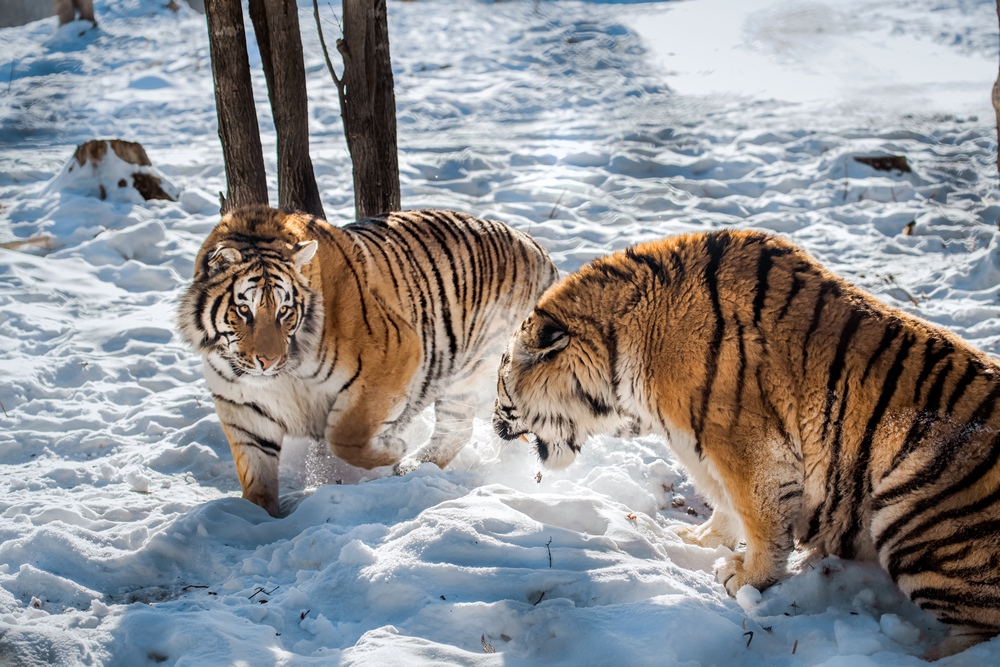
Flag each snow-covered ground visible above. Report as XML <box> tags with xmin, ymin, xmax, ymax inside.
<box><xmin>1</xmin><ymin>0</ymin><xmax>999</xmax><ymax>664</ymax></box>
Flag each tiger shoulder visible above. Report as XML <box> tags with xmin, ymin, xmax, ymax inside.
<box><xmin>493</xmin><ymin>228</ymin><xmax>1000</xmax><ymax>658</ymax></box>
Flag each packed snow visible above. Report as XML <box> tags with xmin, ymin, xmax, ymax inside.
<box><xmin>1</xmin><ymin>0</ymin><xmax>999</xmax><ymax>664</ymax></box>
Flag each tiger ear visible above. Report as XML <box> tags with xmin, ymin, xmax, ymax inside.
<box><xmin>206</xmin><ymin>245</ymin><xmax>242</xmax><ymax>276</ymax></box>
<box><xmin>293</xmin><ymin>240</ymin><xmax>318</xmax><ymax>270</ymax></box>
<box><xmin>524</xmin><ymin>318</ymin><xmax>569</xmax><ymax>359</ymax></box>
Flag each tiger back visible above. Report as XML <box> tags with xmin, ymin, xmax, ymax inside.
<box><xmin>178</xmin><ymin>205</ymin><xmax>557</xmax><ymax>517</ymax></box>
<box><xmin>492</xmin><ymin>229</ymin><xmax>1000</xmax><ymax>658</ymax></box>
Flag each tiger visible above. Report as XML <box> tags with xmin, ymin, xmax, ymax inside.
<box><xmin>493</xmin><ymin>228</ymin><xmax>1000</xmax><ymax>658</ymax></box>
<box><xmin>178</xmin><ymin>205</ymin><xmax>558</xmax><ymax>518</ymax></box>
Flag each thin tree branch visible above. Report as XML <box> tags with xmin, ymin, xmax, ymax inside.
<box><xmin>313</xmin><ymin>0</ymin><xmax>346</xmax><ymax>109</ymax></box>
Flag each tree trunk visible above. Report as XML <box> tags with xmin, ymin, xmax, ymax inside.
<box><xmin>339</xmin><ymin>0</ymin><xmax>401</xmax><ymax>219</ymax></box>
<box><xmin>251</xmin><ymin>0</ymin><xmax>325</xmax><ymax>219</ymax></box>
<box><xmin>56</xmin><ymin>0</ymin><xmax>95</xmax><ymax>25</ymax></box>
<box><xmin>204</xmin><ymin>0</ymin><xmax>268</xmax><ymax>213</ymax></box>
<box><xmin>994</xmin><ymin>1</ymin><xmax>1000</xmax><ymax>175</ymax></box>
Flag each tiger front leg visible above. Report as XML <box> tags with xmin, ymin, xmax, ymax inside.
<box><xmin>221</xmin><ymin>423</ymin><xmax>281</xmax><ymax>517</ymax></box>
<box><xmin>673</xmin><ymin>506</ymin><xmax>742</xmax><ymax>550</ymax></box>
<box><xmin>709</xmin><ymin>433</ymin><xmax>803</xmax><ymax>596</ymax></box>
<box><xmin>326</xmin><ymin>390</ymin><xmax>409</xmax><ymax>469</ymax></box>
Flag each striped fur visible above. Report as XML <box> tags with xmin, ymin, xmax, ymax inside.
<box><xmin>493</xmin><ymin>229</ymin><xmax>1000</xmax><ymax>658</ymax></box>
<box><xmin>179</xmin><ymin>205</ymin><xmax>557</xmax><ymax>517</ymax></box>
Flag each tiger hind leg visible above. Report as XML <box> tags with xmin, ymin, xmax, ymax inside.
<box><xmin>394</xmin><ymin>394</ymin><xmax>477</xmax><ymax>475</ymax></box>
<box><xmin>926</xmin><ymin>629</ymin><xmax>995</xmax><ymax>661</ymax></box>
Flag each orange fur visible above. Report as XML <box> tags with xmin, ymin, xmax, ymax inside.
<box><xmin>494</xmin><ymin>229</ymin><xmax>1000</xmax><ymax>658</ymax></box>
<box><xmin>180</xmin><ymin>206</ymin><xmax>557</xmax><ymax>515</ymax></box>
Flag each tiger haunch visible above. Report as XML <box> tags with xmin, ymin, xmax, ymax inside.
<box><xmin>179</xmin><ymin>205</ymin><xmax>557</xmax><ymax>517</ymax></box>
<box><xmin>493</xmin><ymin>229</ymin><xmax>1000</xmax><ymax>658</ymax></box>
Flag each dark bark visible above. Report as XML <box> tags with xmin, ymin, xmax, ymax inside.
<box><xmin>337</xmin><ymin>0</ymin><xmax>401</xmax><ymax>219</ymax></box>
<box><xmin>254</xmin><ymin>0</ymin><xmax>325</xmax><ymax>219</ymax></box>
<box><xmin>204</xmin><ymin>0</ymin><xmax>268</xmax><ymax>213</ymax></box>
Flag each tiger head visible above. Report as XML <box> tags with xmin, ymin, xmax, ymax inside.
<box><xmin>493</xmin><ymin>302</ymin><xmax>628</xmax><ymax>469</ymax></box>
<box><xmin>178</xmin><ymin>216</ymin><xmax>321</xmax><ymax>380</ymax></box>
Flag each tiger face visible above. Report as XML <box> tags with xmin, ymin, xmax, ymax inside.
<box><xmin>180</xmin><ymin>238</ymin><xmax>318</xmax><ymax>379</ymax></box>
<box><xmin>493</xmin><ymin>307</ymin><xmax>627</xmax><ymax>468</ymax></box>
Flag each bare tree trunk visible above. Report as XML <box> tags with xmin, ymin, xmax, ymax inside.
<box><xmin>994</xmin><ymin>1</ymin><xmax>1000</xmax><ymax>175</ymax></box>
<box><xmin>249</xmin><ymin>0</ymin><xmax>325</xmax><ymax>219</ymax></box>
<box><xmin>56</xmin><ymin>0</ymin><xmax>95</xmax><ymax>25</ymax></box>
<box><xmin>204</xmin><ymin>0</ymin><xmax>268</xmax><ymax>213</ymax></box>
<box><xmin>336</xmin><ymin>0</ymin><xmax>401</xmax><ymax>219</ymax></box>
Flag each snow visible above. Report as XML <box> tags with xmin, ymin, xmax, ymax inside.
<box><xmin>0</xmin><ymin>0</ymin><xmax>999</xmax><ymax>664</ymax></box>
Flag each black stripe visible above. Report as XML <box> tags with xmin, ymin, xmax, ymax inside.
<box><xmin>890</xmin><ymin>471</ymin><xmax>1000</xmax><ymax>578</ymax></box>
<box><xmin>839</xmin><ymin>333</ymin><xmax>916</xmax><ymax>555</ymax></box>
<box><xmin>909</xmin><ymin>585</ymin><xmax>1000</xmax><ymax>610</ymax></box>
<box><xmin>913</xmin><ymin>337</ymin><xmax>953</xmax><ymax>403</ymax></box>
<box><xmin>808</xmin><ymin>367</ymin><xmax>855</xmax><ymax>543</ymax></box>
<box><xmin>227</xmin><ymin>423</ymin><xmax>281</xmax><ymax>456</ymax></box>
<box><xmin>776</xmin><ymin>274</ymin><xmax>803</xmax><ymax>322</ymax></box>
<box><xmin>213</xmin><ymin>394</ymin><xmax>288</xmax><ymax>430</ymax></box>
<box><xmin>885</xmin><ymin>358</ymin><xmax>954</xmax><ymax>476</ymax></box>
<box><xmin>875</xmin><ymin>383</ymin><xmax>1000</xmax><ymax>551</ymax></box>
<box><xmin>946</xmin><ymin>358</ymin><xmax>978</xmax><ymax>414</ymax></box>
<box><xmin>693</xmin><ymin>231</ymin><xmax>732</xmax><ymax>457</ymax></box>
<box><xmin>733</xmin><ymin>319</ymin><xmax>747</xmax><ymax>423</ymax></box>
<box><xmin>335</xmin><ymin>356</ymin><xmax>363</xmax><ymax>399</ymax></box>
<box><xmin>778</xmin><ymin>488</ymin><xmax>803</xmax><ymax>503</ymax></box>
<box><xmin>820</xmin><ymin>310</ymin><xmax>864</xmax><ymax>444</ymax></box>
<box><xmin>574</xmin><ymin>378</ymin><xmax>612</xmax><ymax>417</ymax></box>
<box><xmin>860</xmin><ymin>321</ymin><xmax>900</xmax><ymax>384</ymax></box>
<box><xmin>752</xmin><ymin>245</ymin><xmax>791</xmax><ymax>327</ymax></box>
<box><xmin>625</xmin><ymin>248</ymin><xmax>670</xmax><ymax>285</ymax></box>
<box><xmin>802</xmin><ymin>281</ymin><xmax>841</xmax><ymax>374</ymax></box>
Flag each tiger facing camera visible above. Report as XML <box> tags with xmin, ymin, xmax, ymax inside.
<box><xmin>178</xmin><ymin>205</ymin><xmax>557</xmax><ymax>517</ymax></box>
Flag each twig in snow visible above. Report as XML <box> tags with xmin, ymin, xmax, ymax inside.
<box><xmin>0</xmin><ymin>400</ymin><xmax>7</xmax><ymax>418</ymax></box>
<box><xmin>548</xmin><ymin>189</ymin><xmax>568</xmax><ymax>219</ymax></box>
<box><xmin>301</xmin><ymin>609</ymin><xmax>311</xmax><ymax>620</ymax></box>
<box><xmin>6</xmin><ymin>59</ymin><xmax>15</xmax><ymax>96</ymax></box>
<box><xmin>248</xmin><ymin>585</ymin><xmax>280</xmax><ymax>600</ymax></box>
<box><xmin>481</xmin><ymin>634</ymin><xmax>495</xmax><ymax>653</ymax></box>
<box><xmin>744</xmin><ymin>631</ymin><xmax>754</xmax><ymax>648</ymax></box>
<box><xmin>532</xmin><ymin>591</ymin><xmax>545</xmax><ymax>606</ymax></box>
<box><xmin>792</xmin><ymin>639</ymin><xmax>798</xmax><ymax>654</ymax></box>
<box><xmin>546</xmin><ymin>537</ymin><xmax>552</xmax><ymax>568</ymax></box>
<box><xmin>843</xmin><ymin>156</ymin><xmax>849</xmax><ymax>202</ymax></box>
<box><xmin>182</xmin><ymin>585</ymin><xmax>208</xmax><ymax>591</ymax></box>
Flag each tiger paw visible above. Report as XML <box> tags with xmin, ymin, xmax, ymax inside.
<box><xmin>716</xmin><ymin>552</ymin><xmax>779</xmax><ymax>597</ymax></box>
<box><xmin>671</xmin><ymin>523</ymin><xmax>703</xmax><ymax>546</ymax></box>
<box><xmin>392</xmin><ymin>457</ymin><xmax>424</xmax><ymax>476</ymax></box>
<box><xmin>370</xmin><ymin>434</ymin><xmax>408</xmax><ymax>462</ymax></box>
<box><xmin>716</xmin><ymin>553</ymin><xmax>751</xmax><ymax>597</ymax></box>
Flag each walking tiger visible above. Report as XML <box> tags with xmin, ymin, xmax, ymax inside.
<box><xmin>179</xmin><ymin>205</ymin><xmax>557</xmax><ymax>517</ymax></box>
<box><xmin>493</xmin><ymin>228</ymin><xmax>1000</xmax><ymax>658</ymax></box>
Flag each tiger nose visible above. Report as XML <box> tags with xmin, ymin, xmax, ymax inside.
<box><xmin>257</xmin><ymin>355</ymin><xmax>279</xmax><ymax>370</ymax></box>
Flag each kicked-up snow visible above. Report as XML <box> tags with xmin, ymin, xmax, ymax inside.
<box><xmin>1</xmin><ymin>0</ymin><xmax>999</xmax><ymax>664</ymax></box>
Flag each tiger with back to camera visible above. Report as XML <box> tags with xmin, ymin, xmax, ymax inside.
<box><xmin>493</xmin><ymin>228</ymin><xmax>1000</xmax><ymax>658</ymax></box>
<box><xmin>178</xmin><ymin>205</ymin><xmax>557</xmax><ymax>517</ymax></box>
